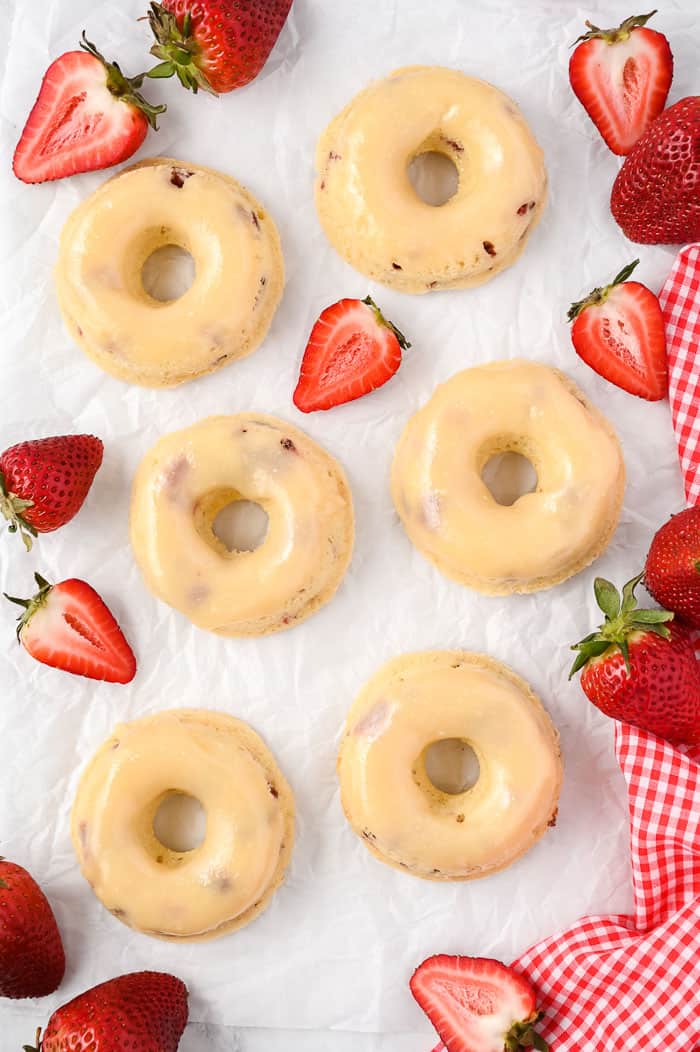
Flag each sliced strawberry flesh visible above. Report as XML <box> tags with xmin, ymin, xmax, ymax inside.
<box><xmin>293</xmin><ymin>297</ymin><xmax>405</xmax><ymax>412</ymax></box>
<box><xmin>17</xmin><ymin>579</ymin><xmax>136</xmax><ymax>684</ymax></box>
<box><xmin>13</xmin><ymin>37</ymin><xmax>164</xmax><ymax>185</ymax></box>
<box><xmin>572</xmin><ymin>281</ymin><xmax>667</xmax><ymax>400</ymax></box>
<box><xmin>410</xmin><ymin>955</ymin><xmax>541</xmax><ymax>1052</ymax></box>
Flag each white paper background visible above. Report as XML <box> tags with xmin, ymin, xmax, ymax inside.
<box><xmin>1</xmin><ymin>0</ymin><xmax>698</xmax><ymax>1044</ymax></box>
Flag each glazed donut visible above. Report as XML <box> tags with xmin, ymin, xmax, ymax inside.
<box><xmin>71</xmin><ymin>709</ymin><xmax>295</xmax><ymax>941</ymax></box>
<box><xmin>55</xmin><ymin>158</ymin><xmax>284</xmax><ymax>387</ymax></box>
<box><xmin>338</xmin><ymin>651</ymin><xmax>562</xmax><ymax>880</ymax></box>
<box><xmin>130</xmin><ymin>414</ymin><xmax>354</xmax><ymax>636</ymax></box>
<box><xmin>315</xmin><ymin>66</ymin><xmax>546</xmax><ymax>293</ymax></box>
<box><xmin>391</xmin><ymin>359</ymin><xmax>625</xmax><ymax>593</ymax></box>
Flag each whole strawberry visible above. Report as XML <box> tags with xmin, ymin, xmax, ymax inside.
<box><xmin>146</xmin><ymin>0</ymin><xmax>293</xmax><ymax>95</ymax></box>
<box><xmin>611</xmin><ymin>96</ymin><xmax>700</xmax><ymax>244</ymax></box>
<box><xmin>25</xmin><ymin>971</ymin><xmax>188</xmax><ymax>1052</ymax></box>
<box><xmin>570</xmin><ymin>574</ymin><xmax>700</xmax><ymax>743</ymax></box>
<box><xmin>0</xmin><ymin>435</ymin><xmax>103</xmax><ymax>551</ymax></box>
<box><xmin>645</xmin><ymin>507</ymin><xmax>700</xmax><ymax>628</ymax></box>
<box><xmin>0</xmin><ymin>860</ymin><xmax>65</xmax><ymax>999</ymax></box>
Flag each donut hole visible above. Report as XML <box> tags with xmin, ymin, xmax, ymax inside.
<box><xmin>152</xmin><ymin>791</ymin><xmax>206</xmax><ymax>854</ymax></box>
<box><xmin>482</xmin><ymin>452</ymin><xmax>538</xmax><ymax>507</ymax></box>
<box><xmin>423</xmin><ymin>738</ymin><xmax>480</xmax><ymax>795</ymax></box>
<box><xmin>194</xmin><ymin>488</ymin><xmax>270</xmax><ymax>556</ymax></box>
<box><xmin>141</xmin><ymin>244</ymin><xmax>196</xmax><ymax>302</ymax></box>
<box><xmin>213</xmin><ymin>499</ymin><xmax>270</xmax><ymax>553</ymax></box>
<box><xmin>407</xmin><ymin>150</ymin><xmax>459</xmax><ymax>206</ymax></box>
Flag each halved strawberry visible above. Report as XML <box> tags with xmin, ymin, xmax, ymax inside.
<box><xmin>567</xmin><ymin>259</ymin><xmax>667</xmax><ymax>400</ymax></box>
<box><xmin>410</xmin><ymin>955</ymin><xmax>548</xmax><ymax>1052</ymax></box>
<box><xmin>293</xmin><ymin>295</ymin><xmax>409</xmax><ymax>413</ymax></box>
<box><xmin>569</xmin><ymin>12</ymin><xmax>673</xmax><ymax>156</ymax></box>
<box><xmin>4</xmin><ymin>574</ymin><xmax>136</xmax><ymax>684</ymax></box>
<box><xmin>13</xmin><ymin>35</ymin><xmax>165</xmax><ymax>184</ymax></box>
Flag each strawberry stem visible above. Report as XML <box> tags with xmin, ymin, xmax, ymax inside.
<box><xmin>505</xmin><ymin>1012</ymin><xmax>550</xmax><ymax>1050</ymax></box>
<box><xmin>570</xmin><ymin>573</ymin><xmax>673</xmax><ymax>678</ymax></box>
<box><xmin>144</xmin><ymin>3</ymin><xmax>218</xmax><ymax>96</ymax></box>
<box><xmin>0</xmin><ymin>470</ymin><xmax>38</xmax><ymax>552</ymax></box>
<box><xmin>4</xmin><ymin>573</ymin><xmax>53</xmax><ymax>643</ymax></box>
<box><xmin>22</xmin><ymin>1027</ymin><xmax>42</xmax><ymax>1052</ymax></box>
<box><xmin>80</xmin><ymin>32</ymin><xmax>167</xmax><ymax>129</ymax></box>
<box><xmin>567</xmin><ymin>259</ymin><xmax>640</xmax><ymax>322</ymax></box>
<box><xmin>572</xmin><ymin>11</ymin><xmax>657</xmax><ymax>47</ymax></box>
<box><xmin>361</xmin><ymin>295</ymin><xmax>411</xmax><ymax>349</ymax></box>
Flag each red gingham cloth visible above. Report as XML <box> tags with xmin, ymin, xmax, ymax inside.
<box><xmin>659</xmin><ymin>243</ymin><xmax>700</xmax><ymax>505</ymax></box>
<box><xmin>429</xmin><ymin>724</ymin><xmax>700</xmax><ymax>1052</ymax></box>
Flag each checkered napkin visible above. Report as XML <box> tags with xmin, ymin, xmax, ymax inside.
<box><xmin>429</xmin><ymin>723</ymin><xmax>700</xmax><ymax>1051</ymax></box>
<box><xmin>659</xmin><ymin>243</ymin><xmax>700</xmax><ymax>505</ymax></box>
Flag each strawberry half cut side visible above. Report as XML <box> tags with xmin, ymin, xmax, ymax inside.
<box><xmin>567</xmin><ymin>259</ymin><xmax>668</xmax><ymax>400</ymax></box>
<box><xmin>293</xmin><ymin>295</ymin><xmax>410</xmax><ymax>413</ymax></box>
<box><xmin>13</xmin><ymin>35</ymin><xmax>165</xmax><ymax>184</ymax></box>
<box><xmin>568</xmin><ymin>11</ymin><xmax>673</xmax><ymax>155</ymax></box>
<box><xmin>410</xmin><ymin>955</ymin><xmax>549</xmax><ymax>1052</ymax></box>
<box><xmin>0</xmin><ymin>434</ymin><xmax>104</xmax><ymax>551</ymax></box>
<box><xmin>4</xmin><ymin>574</ymin><xmax>136</xmax><ymax>684</ymax></box>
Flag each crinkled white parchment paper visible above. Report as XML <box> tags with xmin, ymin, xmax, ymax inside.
<box><xmin>1</xmin><ymin>0</ymin><xmax>698</xmax><ymax>1040</ymax></box>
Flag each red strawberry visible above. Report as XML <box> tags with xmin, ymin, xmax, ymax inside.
<box><xmin>4</xmin><ymin>574</ymin><xmax>136</xmax><ymax>684</ymax></box>
<box><xmin>146</xmin><ymin>0</ymin><xmax>293</xmax><ymax>95</ymax></box>
<box><xmin>570</xmin><ymin>574</ymin><xmax>700</xmax><ymax>743</ymax></box>
<box><xmin>645</xmin><ymin>507</ymin><xmax>700</xmax><ymax>628</ymax></box>
<box><xmin>24</xmin><ymin>971</ymin><xmax>188</xmax><ymax>1052</ymax></box>
<box><xmin>0</xmin><ymin>435</ymin><xmax>103</xmax><ymax>551</ymax></box>
<box><xmin>410</xmin><ymin>955</ymin><xmax>549</xmax><ymax>1052</ymax></box>
<box><xmin>293</xmin><ymin>295</ymin><xmax>409</xmax><ymax>413</ymax></box>
<box><xmin>567</xmin><ymin>259</ymin><xmax>667</xmax><ymax>400</ymax></box>
<box><xmin>611</xmin><ymin>96</ymin><xmax>700</xmax><ymax>244</ymax></box>
<box><xmin>569</xmin><ymin>12</ymin><xmax>673</xmax><ymax>156</ymax></box>
<box><xmin>0</xmin><ymin>860</ymin><xmax>65</xmax><ymax>1000</ymax></box>
<box><xmin>13</xmin><ymin>35</ymin><xmax>165</xmax><ymax>184</ymax></box>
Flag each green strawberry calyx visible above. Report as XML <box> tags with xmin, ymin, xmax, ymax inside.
<box><xmin>4</xmin><ymin>573</ymin><xmax>53</xmax><ymax>642</ymax></box>
<box><xmin>0</xmin><ymin>470</ymin><xmax>38</xmax><ymax>552</ymax></box>
<box><xmin>572</xmin><ymin>11</ymin><xmax>658</xmax><ymax>47</ymax></box>
<box><xmin>362</xmin><ymin>296</ymin><xmax>411</xmax><ymax>350</ymax></box>
<box><xmin>506</xmin><ymin>1011</ymin><xmax>550</xmax><ymax>1051</ymax></box>
<box><xmin>145</xmin><ymin>3</ymin><xmax>217</xmax><ymax>96</ymax></box>
<box><xmin>23</xmin><ymin>1027</ymin><xmax>42</xmax><ymax>1052</ymax></box>
<box><xmin>569</xmin><ymin>573</ymin><xmax>674</xmax><ymax>678</ymax></box>
<box><xmin>567</xmin><ymin>260</ymin><xmax>640</xmax><ymax>322</ymax></box>
<box><xmin>80</xmin><ymin>33</ymin><xmax>166</xmax><ymax>130</ymax></box>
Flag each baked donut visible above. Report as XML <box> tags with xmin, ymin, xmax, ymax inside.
<box><xmin>391</xmin><ymin>359</ymin><xmax>624</xmax><ymax>593</ymax></box>
<box><xmin>130</xmin><ymin>414</ymin><xmax>354</xmax><ymax>636</ymax></box>
<box><xmin>71</xmin><ymin>709</ymin><xmax>294</xmax><ymax>941</ymax></box>
<box><xmin>315</xmin><ymin>66</ymin><xmax>546</xmax><ymax>293</ymax></box>
<box><xmin>55</xmin><ymin>158</ymin><xmax>284</xmax><ymax>387</ymax></box>
<box><xmin>338</xmin><ymin>651</ymin><xmax>561</xmax><ymax>880</ymax></box>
